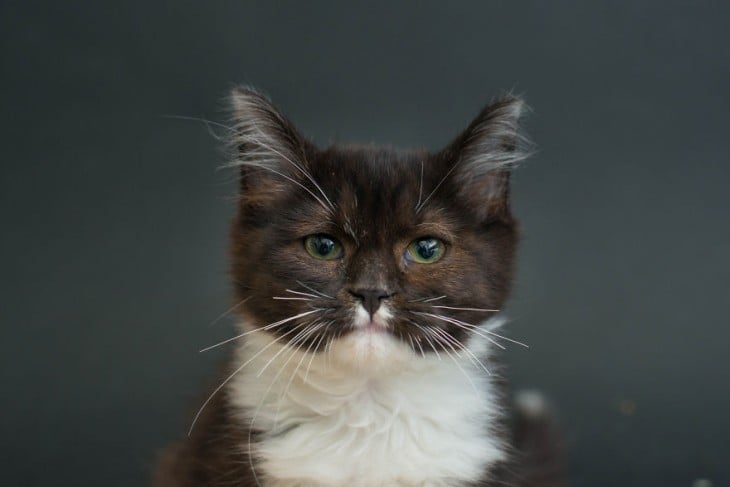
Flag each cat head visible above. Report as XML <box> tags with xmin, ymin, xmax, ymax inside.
<box><xmin>228</xmin><ymin>87</ymin><xmax>529</xmax><ymax>370</ymax></box>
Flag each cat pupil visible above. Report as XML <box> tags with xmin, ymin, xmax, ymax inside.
<box><xmin>315</xmin><ymin>236</ymin><xmax>334</xmax><ymax>255</ymax></box>
<box><xmin>417</xmin><ymin>239</ymin><xmax>437</xmax><ymax>259</ymax></box>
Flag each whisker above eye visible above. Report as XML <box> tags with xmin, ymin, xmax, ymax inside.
<box><xmin>231</xmin><ymin>137</ymin><xmax>334</xmax><ymax>214</ymax></box>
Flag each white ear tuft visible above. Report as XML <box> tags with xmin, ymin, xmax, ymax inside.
<box><xmin>227</xmin><ymin>87</ymin><xmax>334</xmax><ymax>213</ymax></box>
<box><xmin>435</xmin><ymin>95</ymin><xmax>532</xmax><ymax>218</ymax></box>
<box><xmin>226</xmin><ymin>86</ymin><xmax>305</xmax><ymax>173</ymax></box>
<box><xmin>454</xmin><ymin>95</ymin><xmax>531</xmax><ymax>178</ymax></box>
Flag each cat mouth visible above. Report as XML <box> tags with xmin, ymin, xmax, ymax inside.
<box><xmin>349</xmin><ymin>305</ymin><xmax>392</xmax><ymax>335</ymax></box>
<box><xmin>354</xmin><ymin>319</ymin><xmax>389</xmax><ymax>334</ymax></box>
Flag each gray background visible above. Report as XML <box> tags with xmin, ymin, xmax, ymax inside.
<box><xmin>1</xmin><ymin>1</ymin><xmax>728</xmax><ymax>485</ymax></box>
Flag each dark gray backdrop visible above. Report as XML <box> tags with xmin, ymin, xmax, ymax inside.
<box><xmin>2</xmin><ymin>1</ymin><xmax>728</xmax><ymax>485</ymax></box>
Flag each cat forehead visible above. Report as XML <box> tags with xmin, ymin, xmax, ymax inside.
<box><xmin>315</xmin><ymin>146</ymin><xmax>423</xmax><ymax>182</ymax></box>
<box><xmin>315</xmin><ymin>147</ymin><xmax>438</xmax><ymax>203</ymax></box>
<box><xmin>315</xmin><ymin>148</ymin><xmax>422</xmax><ymax>202</ymax></box>
<box><xmin>298</xmin><ymin>148</ymin><xmax>458</xmax><ymax>241</ymax></box>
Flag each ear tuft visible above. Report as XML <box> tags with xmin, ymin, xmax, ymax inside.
<box><xmin>226</xmin><ymin>86</ymin><xmax>307</xmax><ymax>173</ymax></box>
<box><xmin>227</xmin><ymin>87</ymin><xmax>334</xmax><ymax>213</ymax></box>
<box><xmin>452</xmin><ymin>95</ymin><xmax>531</xmax><ymax>177</ymax></box>
<box><xmin>438</xmin><ymin>95</ymin><xmax>532</xmax><ymax>219</ymax></box>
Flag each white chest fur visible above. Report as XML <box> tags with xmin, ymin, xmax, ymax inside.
<box><xmin>227</xmin><ymin>328</ymin><xmax>505</xmax><ymax>487</ymax></box>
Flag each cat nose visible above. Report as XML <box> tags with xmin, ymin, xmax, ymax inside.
<box><xmin>349</xmin><ymin>288</ymin><xmax>391</xmax><ymax>317</ymax></box>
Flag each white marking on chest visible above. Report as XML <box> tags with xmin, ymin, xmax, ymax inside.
<box><xmin>228</xmin><ymin>323</ymin><xmax>505</xmax><ymax>487</ymax></box>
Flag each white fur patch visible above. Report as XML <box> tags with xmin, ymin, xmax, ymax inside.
<box><xmin>227</xmin><ymin>317</ymin><xmax>506</xmax><ymax>487</ymax></box>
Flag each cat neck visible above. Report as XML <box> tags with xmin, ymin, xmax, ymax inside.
<box><xmin>226</xmin><ymin>323</ymin><xmax>506</xmax><ymax>486</ymax></box>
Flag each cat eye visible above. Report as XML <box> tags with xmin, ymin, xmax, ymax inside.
<box><xmin>304</xmin><ymin>234</ymin><xmax>343</xmax><ymax>260</ymax></box>
<box><xmin>406</xmin><ymin>237</ymin><xmax>445</xmax><ymax>264</ymax></box>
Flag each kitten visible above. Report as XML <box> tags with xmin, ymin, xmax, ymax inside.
<box><xmin>154</xmin><ymin>87</ymin><xmax>561</xmax><ymax>486</ymax></box>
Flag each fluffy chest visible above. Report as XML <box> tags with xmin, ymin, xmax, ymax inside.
<box><xmin>229</xmin><ymin>334</ymin><xmax>505</xmax><ymax>487</ymax></box>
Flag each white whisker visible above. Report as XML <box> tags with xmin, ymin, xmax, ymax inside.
<box><xmin>429</xmin><ymin>327</ymin><xmax>480</xmax><ymax>395</ymax></box>
<box><xmin>432</xmin><ymin>326</ymin><xmax>492</xmax><ymax>377</ymax></box>
<box><xmin>415</xmin><ymin>159</ymin><xmax>461</xmax><ymax>213</ymax></box>
<box><xmin>269</xmin><ymin>324</ymin><xmax>323</xmax><ymax>429</ymax></box>
<box><xmin>410</xmin><ymin>321</ymin><xmax>442</xmax><ymax>360</ymax></box>
<box><xmin>285</xmin><ymin>289</ymin><xmax>320</xmax><ymax>298</ymax></box>
<box><xmin>409</xmin><ymin>295</ymin><xmax>447</xmax><ymax>303</ymax></box>
<box><xmin>163</xmin><ymin>114</ymin><xmax>235</xmax><ymax>132</ymax></box>
<box><xmin>460</xmin><ymin>320</ymin><xmax>528</xmax><ymax>348</ymax></box>
<box><xmin>416</xmin><ymin>311</ymin><xmax>528</xmax><ymax>349</ymax></box>
<box><xmin>242</xmin><ymin>126</ymin><xmax>335</xmax><ymax>212</ymax></box>
<box><xmin>295</xmin><ymin>281</ymin><xmax>333</xmax><ymax>299</ymax></box>
<box><xmin>235</xmin><ymin>159</ymin><xmax>332</xmax><ymax>214</ymax></box>
<box><xmin>431</xmin><ymin>305</ymin><xmax>499</xmax><ymax>312</ymax></box>
<box><xmin>207</xmin><ymin>296</ymin><xmax>251</xmax><ymax>327</ymax></box>
<box><xmin>200</xmin><ymin>309</ymin><xmax>320</xmax><ymax>352</ymax></box>
<box><xmin>162</xmin><ymin>114</ymin><xmax>233</xmax><ymax>142</ymax></box>
<box><xmin>423</xmin><ymin>295</ymin><xmax>447</xmax><ymax>302</ymax></box>
<box><xmin>304</xmin><ymin>329</ymin><xmax>329</xmax><ymax>383</ymax></box>
<box><xmin>406</xmin><ymin>333</ymin><xmax>416</xmax><ymax>355</ymax></box>
<box><xmin>411</xmin><ymin>311</ymin><xmax>506</xmax><ymax>350</ymax></box>
<box><xmin>413</xmin><ymin>335</ymin><xmax>426</xmax><ymax>357</ymax></box>
<box><xmin>188</xmin><ymin>320</ymin><xmax>309</xmax><ymax>436</ymax></box>
<box><xmin>255</xmin><ymin>321</ymin><xmax>314</xmax><ymax>379</ymax></box>
<box><xmin>276</xmin><ymin>323</ymin><xmax>324</xmax><ymax>419</ymax></box>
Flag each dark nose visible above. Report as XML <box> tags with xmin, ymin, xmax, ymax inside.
<box><xmin>349</xmin><ymin>288</ymin><xmax>391</xmax><ymax>316</ymax></box>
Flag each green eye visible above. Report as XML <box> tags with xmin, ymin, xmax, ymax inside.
<box><xmin>406</xmin><ymin>237</ymin><xmax>445</xmax><ymax>264</ymax></box>
<box><xmin>304</xmin><ymin>234</ymin><xmax>343</xmax><ymax>260</ymax></box>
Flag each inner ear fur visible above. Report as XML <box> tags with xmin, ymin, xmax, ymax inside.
<box><xmin>228</xmin><ymin>86</ymin><xmax>316</xmax><ymax>207</ymax></box>
<box><xmin>439</xmin><ymin>95</ymin><xmax>531</xmax><ymax>220</ymax></box>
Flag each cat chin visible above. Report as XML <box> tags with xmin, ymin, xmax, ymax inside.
<box><xmin>328</xmin><ymin>327</ymin><xmax>414</xmax><ymax>373</ymax></box>
<box><xmin>327</xmin><ymin>304</ymin><xmax>414</xmax><ymax>373</ymax></box>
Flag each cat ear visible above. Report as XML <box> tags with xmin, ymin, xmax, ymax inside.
<box><xmin>440</xmin><ymin>95</ymin><xmax>531</xmax><ymax>219</ymax></box>
<box><xmin>228</xmin><ymin>86</ymin><xmax>316</xmax><ymax>205</ymax></box>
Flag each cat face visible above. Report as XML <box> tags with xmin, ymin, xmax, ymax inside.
<box><xmin>228</xmin><ymin>88</ymin><xmax>528</xmax><ymax>366</ymax></box>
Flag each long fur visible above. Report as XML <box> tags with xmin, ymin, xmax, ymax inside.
<box><xmin>154</xmin><ymin>87</ymin><xmax>562</xmax><ymax>487</ymax></box>
<box><xmin>228</xmin><ymin>316</ymin><xmax>506</xmax><ymax>487</ymax></box>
